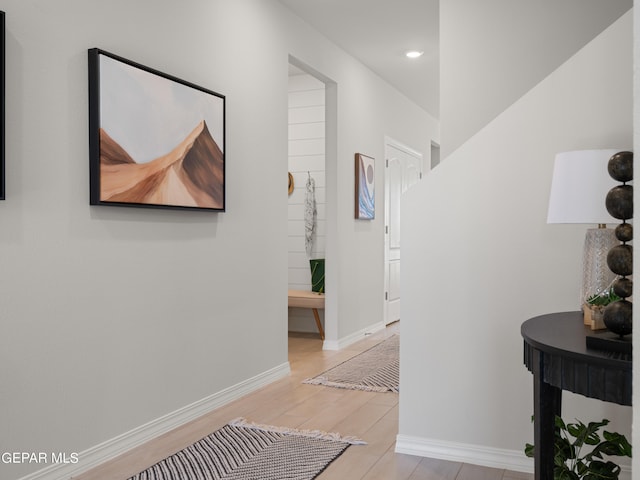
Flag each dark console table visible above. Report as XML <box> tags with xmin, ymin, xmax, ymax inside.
<box><xmin>521</xmin><ymin>311</ymin><xmax>632</xmax><ymax>480</ymax></box>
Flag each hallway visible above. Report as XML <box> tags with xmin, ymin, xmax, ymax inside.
<box><xmin>75</xmin><ymin>323</ymin><xmax>532</xmax><ymax>480</ymax></box>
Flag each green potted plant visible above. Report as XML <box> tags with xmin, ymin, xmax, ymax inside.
<box><xmin>584</xmin><ymin>289</ymin><xmax>621</xmax><ymax>330</ymax></box>
<box><xmin>525</xmin><ymin>416</ymin><xmax>631</xmax><ymax>480</ymax></box>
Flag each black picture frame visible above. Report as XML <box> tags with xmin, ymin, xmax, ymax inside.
<box><xmin>0</xmin><ymin>11</ymin><xmax>6</xmax><ymax>200</ymax></box>
<box><xmin>88</xmin><ymin>48</ymin><xmax>225</xmax><ymax>211</ymax></box>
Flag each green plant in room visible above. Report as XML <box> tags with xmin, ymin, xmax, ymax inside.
<box><xmin>584</xmin><ymin>289</ymin><xmax>622</xmax><ymax>328</ymax></box>
<box><xmin>586</xmin><ymin>289</ymin><xmax>621</xmax><ymax>308</ymax></box>
<box><xmin>525</xmin><ymin>416</ymin><xmax>631</xmax><ymax>480</ymax></box>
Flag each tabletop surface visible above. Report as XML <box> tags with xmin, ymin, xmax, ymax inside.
<box><xmin>521</xmin><ymin>311</ymin><xmax>632</xmax><ymax>367</ymax></box>
<box><xmin>522</xmin><ymin>311</ymin><xmax>631</xmax><ymax>406</ymax></box>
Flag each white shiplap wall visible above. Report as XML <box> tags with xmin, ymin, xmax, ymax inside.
<box><xmin>288</xmin><ymin>72</ymin><xmax>326</xmax><ymax>333</ymax></box>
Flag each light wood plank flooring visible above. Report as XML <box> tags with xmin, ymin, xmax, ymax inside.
<box><xmin>74</xmin><ymin>323</ymin><xmax>532</xmax><ymax>480</ymax></box>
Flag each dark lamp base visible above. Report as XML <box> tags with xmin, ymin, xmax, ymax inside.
<box><xmin>586</xmin><ymin>332</ymin><xmax>632</xmax><ymax>355</ymax></box>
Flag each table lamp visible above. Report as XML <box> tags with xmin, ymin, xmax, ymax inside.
<box><xmin>547</xmin><ymin>149</ymin><xmax>621</xmax><ymax>317</ymax></box>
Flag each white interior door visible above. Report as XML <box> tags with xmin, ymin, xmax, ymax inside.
<box><xmin>384</xmin><ymin>140</ymin><xmax>423</xmax><ymax>325</ymax></box>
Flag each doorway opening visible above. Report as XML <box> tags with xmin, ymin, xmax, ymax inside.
<box><xmin>431</xmin><ymin>141</ymin><xmax>441</xmax><ymax>169</ymax></box>
<box><xmin>384</xmin><ymin>138</ymin><xmax>424</xmax><ymax>326</ymax></box>
<box><xmin>286</xmin><ymin>58</ymin><xmax>337</xmax><ymax>347</ymax></box>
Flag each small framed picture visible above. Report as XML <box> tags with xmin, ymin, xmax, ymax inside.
<box><xmin>355</xmin><ymin>153</ymin><xmax>374</xmax><ymax>219</ymax></box>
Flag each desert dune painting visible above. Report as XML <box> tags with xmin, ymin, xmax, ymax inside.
<box><xmin>89</xmin><ymin>49</ymin><xmax>225</xmax><ymax>211</ymax></box>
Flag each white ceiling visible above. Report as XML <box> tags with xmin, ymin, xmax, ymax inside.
<box><xmin>279</xmin><ymin>0</ymin><xmax>440</xmax><ymax>118</ymax></box>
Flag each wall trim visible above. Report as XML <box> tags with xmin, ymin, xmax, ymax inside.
<box><xmin>17</xmin><ymin>362</ymin><xmax>291</xmax><ymax>480</ymax></box>
<box><xmin>395</xmin><ymin>434</ymin><xmax>631</xmax><ymax>479</ymax></box>
<box><xmin>395</xmin><ymin>434</ymin><xmax>533</xmax><ymax>474</ymax></box>
<box><xmin>322</xmin><ymin>321</ymin><xmax>386</xmax><ymax>350</ymax></box>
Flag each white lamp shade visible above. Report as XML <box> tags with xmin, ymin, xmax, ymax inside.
<box><xmin>547</xmin><ymin>149</ymin><xmax>621</xmax><ymax>224</ymax></box>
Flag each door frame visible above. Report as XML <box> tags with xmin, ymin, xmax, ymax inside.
<box><xmin>288</xmin><ymin>55</ymin><xmax>339</xmax><ymax>349</ymax></box>
<box><xmin>383</xmin><ymin>136</ymin><xmax>424</xmax><ymax>325</ymax></box>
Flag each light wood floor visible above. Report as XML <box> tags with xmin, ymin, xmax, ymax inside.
<box><xmin>74</xmin><ymin>322</ymin><xmax>532</xmax><ymax>480</ymax></box>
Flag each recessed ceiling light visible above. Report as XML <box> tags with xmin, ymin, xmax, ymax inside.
<box><xmin>405</xmin><ymin>50</ymin><xmax>424</xmax><ymax>59</ymax></box>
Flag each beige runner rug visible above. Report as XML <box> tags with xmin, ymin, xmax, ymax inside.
<box><xmin>303</xmin><ymin>335</ymin><xmax>399</xmax><ymax>392</ymax></box>
<box><xmin>128</xmin><ymin>418</ymin><xmax>365</xmax><ymax>480</ymax></box>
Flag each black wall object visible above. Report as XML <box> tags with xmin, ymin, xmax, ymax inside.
<box><xmin>0</xmin><ymin>11</ymin><xmax>5</xmax><ymax>200</ymax></box>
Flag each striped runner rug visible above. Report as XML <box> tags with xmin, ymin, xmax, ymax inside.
<box><xmin>128</xmin><ymin>418</ymin><xmax>365</xmax><ymax>480</ymax></box>
<box><xmin>303</xmin><ymin>335</ymin><xmax>399</xmax><ymax>392</ymax></box>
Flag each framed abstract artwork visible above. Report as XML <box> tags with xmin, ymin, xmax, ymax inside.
<box><xmin>355</xmin><ymin>153</ymin><xmax>374</xmax><ymax>219</ymax></box>
<box><xmin>88</xmin><ymin>48</ymin><xmax>225</xmax><ymax>211</ymax></box>
<box><xmin>0</xmin><ymin>11</ymin><xmax>5</xmax><ymax>200</ymax></box>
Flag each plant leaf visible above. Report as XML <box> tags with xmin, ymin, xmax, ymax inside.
<box><xmin>569</xmin><ymin>419</ymin><xmax>607</xmax><ymax>448</ymax></box>
<box><xmin>590</xmin><ymin>438</ymin><xmax>633</xmax><ymax>459</ymax></box>
<box><xmin>555</xmin><ymin>465</ymin><xmax>579</xmax><ymax>480</ymax></box>
<box><xmin>524</xmin><ymin>443</ymin><xmax>535</xmax><ymax>458</ymax></box>
<box><xmin>555</xmin><ymin>436</ymin><xmax>574</xmax><ymax>464</ymax></box>
<box><xmin>576</xmin><ymin>459</ymin><xmax>589</xmax><ymax>476</ymax></box>
<box><xmin>555</xmin><ymin>416</ymin><xmax>568</xmax><ymax>431</ymax></box>
<box><xmin>602</xmin><ymin>431</ymin><xmax>633</xmax><ymax>457</ymax></box>
<box><xmin>583</xmin><ymin>460</ymin><xmax>621</xmax><ymax>480</ymax></box>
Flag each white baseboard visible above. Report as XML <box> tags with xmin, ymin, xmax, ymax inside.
<box><xmin>17</xmin><ymin>362</ymin><xmax>291</xmax><ymax>480</ymax></box>
<box><xmin>395</xmin><ymin>434</ymin><xmax>631</xmax><ymax>480</ymax></box>
<box><xmin>322</xmin><ymin>321</ymin><xmax>386</xmax><ymax>350</ymax></box>
<box><xmin>395</xmin><ymin>434</ymin><xmax>534</xmax><ymax>473</ymax></box>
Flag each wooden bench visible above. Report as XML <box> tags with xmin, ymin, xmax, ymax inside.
<box><xmin>287</xmin><ymin>289</ymin><xmax>325</xmax><ymax>340</ymax></box>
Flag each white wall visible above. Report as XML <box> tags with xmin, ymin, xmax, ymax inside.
<box><xmin>0</xmin><ymin>2</ymin><xmax>290</xmax><ymax>478</ymax></box>
<box><xmin>400</xmin><ymin>11</ymin><xmax>633</xmax><ymax>472</ymax></box>
<box><xmin>440</xmin><ymin>0</ymin><xmax>632</xmax><ymax>158</ymax></box>
<box><xmin>287</xmin><ymin>71</ymin><xmax>326</xmax><ymax>332</ymax></box>
<box><xmin>0</xmin><ymin>1</ymin><xmax>439</xmax><ymax>478</ymax></box>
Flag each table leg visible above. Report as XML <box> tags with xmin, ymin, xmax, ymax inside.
<box><xmin>533</xmin><ymin>352</ymin><xmax>562</xmax><ymax>480</ymax></box>
<box><xmin>312</xmin><ymin>308</ymin><xmax>325</xmax><ymax>340</ymax></box>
